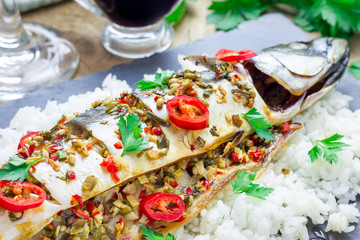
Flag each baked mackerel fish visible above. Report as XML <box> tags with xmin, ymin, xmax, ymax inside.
<box><xmin>0</xmin><ymin>37</ymin><xmax>349</xmax><ymax>240</ymax></box>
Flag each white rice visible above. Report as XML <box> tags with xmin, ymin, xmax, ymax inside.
<box><xmin>1</xmin><ymin>73</ymin><xmax>360</xmax><ymax>240</ymax></box>
<box><xmin>177</xmin><ymin>91</ymin><xmax>360</xmax><ymax>240</ymax></box>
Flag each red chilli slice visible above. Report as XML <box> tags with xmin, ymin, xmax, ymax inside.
<box><xmin>139</xmin><ymin>192</ymin><xmax>185</xmax><ymax>221</ymax></box>
<box><xmin>166</xmin><ymin>95</ymin><xmax>209</xmax><ymax>130</ymax></box>
<box><xmin>17</xmin><ymin>131</ymin><xmax>40</xmax><ymax>158</ymax></box>
<box><xmin>215</xmin><ymin>49</ymin><xmax>257</xmax><ymax>62</ymax></box>
<box><xmin>0</xmin><ymin>181</ymin><xmax>46</xmax><ymax>212</ymax></box>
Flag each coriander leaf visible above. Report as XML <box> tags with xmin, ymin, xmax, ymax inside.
<box><xmin>136</xmin><ymin>70</ymin><xmax>175</xmax><ymax>90</ymax></box>
<box><xmin>0</xmin><ymin>157</ymin><xmax>43</xmax><ymax>182</ymax></box>
<box><xmin>230</xmin><ymin>170</ymin><xmax>274</xmax><ymax>200</ymax></box>
<box><xmin>308</xmin><ymin>133</ymin><xmax>350</xmax><ymax>164</ymax></box>
<box><xmin>242</xmin><ymin>108</ymin><xmax>275</xmax><ymax>140</ymax></box>
<box><xmin>141</xmin><ymin>226</ymin><xmax>176</xmax><ymax>240</ymax></box>
<box><xmin>118</xmin><ymin>114</ymin><xmax>150</xmax><ymax>156</ymax></box>
<box><xmin>349</xmin><ymin>60</ymin><xmax>360</xmax><ymax>80</ymax></box>
<box><xmin>207</xmin><ymin>0</ymin><xmax>272</xmax><ymax>31</ymax></box>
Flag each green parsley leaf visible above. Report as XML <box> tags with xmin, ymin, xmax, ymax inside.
<box><xmin>136</xmin><ymin>70</ymin><xmax>175</xmax><ymax>90</ymax></box>
<box><xmin>118</xmin><ymin>113</ymin><xmax>150</xmax><ymax>156</ymax></box>
<box><xmin>141</xmin><ymin>226</ymin><xmax>176</xmax><ymax>240</ymax></box>
<box><xmin>230</xmin><ymin>169</ymin><xmax>274</xmax><ymax>200</ymax></box>
<box><xmin>242</xmin><ymin>108</ymin><xmax>275</xmax><ymax>140</ymax></box>
<box><xmin>207</xmin><ymin>0</ymin><xmax>271</xmax><ymax>31</ymax></box>
<box><xmin>349</xmin><ymin>60</ymin><xmax>360</xmax><ymax>80</ymax></box>
<box><xmin>0</xmin><ymin>156</ymin><xmax>43</xmax><ymax>182</ymax></box>
<box><xmin>308</xmin><ymin>133</ymin><xmax>350</xmax><ymax>164</ymax></box>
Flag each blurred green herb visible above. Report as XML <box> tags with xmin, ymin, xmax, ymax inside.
<box><xmin>291</xmin><ymin>0</ymin><xmax>360</xmax><ymax>39</ymax></box>
<box><xmin>349</xmin><ymin>60</ymin><xmax>360</xmax><ymax>80</ymax></box>
<box><xmin>166</xmin><ymin>0</ymin><xmax>198</xmax><ymax>25</ymax></box>
<box><xmin>207</xmin><ymin>0</ymin><xmax>360</xmax><ymax>38</ymax></box>
<box><xmin>207</xmin><ymin>0</ymin><xmax>271</xmax><ymax>31</ymax></box>
<box><xmin>166</xmin><ymin>0</ymin><xmax>186</xmax><ymax>24</ymax></box>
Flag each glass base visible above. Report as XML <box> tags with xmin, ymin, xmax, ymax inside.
<box><xmin>102</xmin><ymin>20</ymin><xmax>174</xmax><ymax>59</ymax></box>
<box><xmin>0</xmin><ymin>23</ymin><xmax>79</xmax><ymax>102</ymax></box>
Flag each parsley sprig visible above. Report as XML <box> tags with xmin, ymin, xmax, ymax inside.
<box><xmin>141</xmin><ymin>226</ymin><xmax>176</xmax><ymax>240</ymax></box>
<box><xmin>0</xmin><ymin>156</ymin><xmax>43</xmax><ymax>182</ymax></box>
<box><xmin>118</xmin><ymin>113</ymin><xmax>150</xmax><ymax>156</ymax></box>
<box><xmin>242</xmin><ymin>108</ymin><xmax>275</xmax><ymax>141</ymax></box>
<box><xmin>136</xmin><ymin>70</ymin><xmax>175</xmax><ymax>90</ymax></box>
<box><xmin>308</xmin><ymin>133</ymin><xmax>350</xmax><ymax>164</ymax></box>
<box><xmin>349</xmin><ymin>60</ymin><xmax>360</xmax><ymax>80</ymax></box>
<box><xmin>231</xmin><ymin>170</ymin><xmax>274</xmax><ymax>200</ymax></box>
<box><xmin>207</xmin><ymin>0</ymin><xmax>360</xmax><ymax>38</ymax></box>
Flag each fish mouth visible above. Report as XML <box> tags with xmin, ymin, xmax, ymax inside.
<box><xmin>246</xmin><ymin>40</ymin><xmax>350</xmax><ymax>112</ymax></box>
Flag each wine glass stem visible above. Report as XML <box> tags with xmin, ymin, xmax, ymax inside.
<box><xmin>0</xmin><ymin>0</ymin><xmax>30</xmax><ymax>49</ymax></box>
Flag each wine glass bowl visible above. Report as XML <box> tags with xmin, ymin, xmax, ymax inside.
<box><xmin>0</xmin><ymin>0</ymin><xmax>79</xmax><ymax>101</ymax></box>
<box><xmin>76</xmin><ymin>0</ymin><xmax>181</xmax><ymax>59</ymax></box>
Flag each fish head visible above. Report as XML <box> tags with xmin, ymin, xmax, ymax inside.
<box><xmin>181</xmin><ymin>38</ymin><xmax>349</xmax><ymax>125</ymax></box>
<box><xmin>246</xmin><ymin>37</ymin><xmax>349</xmax><ymax>121</ymax></box>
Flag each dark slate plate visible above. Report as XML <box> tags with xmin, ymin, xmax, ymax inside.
<box><xmin>0</xmin><ymin>13</ymin><xmax>359</xmax><ymax>239</ymax></box>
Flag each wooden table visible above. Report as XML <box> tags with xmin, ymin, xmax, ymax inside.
<box><xmin>23</xmin><ymin>0</ymin><xmax>360</xmax><ymax>80</ymax></box>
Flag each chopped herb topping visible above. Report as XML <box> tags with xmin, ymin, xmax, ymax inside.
<box><xmin>136</xmin><ymin>70</ymin><xmax>175</xmax><ymax>90</ymax></box>
<box><xmin>210</xmin><ymin>125</ymin><xmax>219</xmax><ymax>136</ymax></box>
<box><xmin>230</xmin><ymin>169</ymin><xmax>274</xmax><ymax>200</ymax></box>
<box><xmin>117</xmin><ymin>113</ymin><xmax>150</xmax><ymax>156</ymax></box>
<box><xmin>141</xmin><ymin>226</ymin><xmax>176</xmax><ymax>240</ymax></box>
<box><xmin>0</xmin><ymin>156</ymin><xmax>43</xmax><ymax>182</ymax></box>
<box><xmin>242</xmin><ymin>108</ymin><xmax>275</xmax><ymax>140</ymax></box>
<box><xmin>308</xmin><ymin>133</ymin><xmax>350</xmax><ymax>164</ymax></box>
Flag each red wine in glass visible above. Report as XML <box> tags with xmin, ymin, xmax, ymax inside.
<box><xmin>76</xmin><ymin>0</ymin><xmax>181</xmax><ymax>58</ymax></box>
<box><xmin>94</xmin><ymin>0</ymin><xmax>178</xmax><ymax>27</ymax></box>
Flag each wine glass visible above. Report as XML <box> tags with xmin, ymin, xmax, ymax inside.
<box><xmin>75</xmin><ymin>0</ymin><xmax>181</xmax><ymax>59</ymax></box>
<box><xmin>0</xmin><ymin>0</ymin><xmax>79</xmax><ymax>101</ymax></box>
